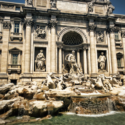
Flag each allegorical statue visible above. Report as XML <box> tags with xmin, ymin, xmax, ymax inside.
<box><xmin>98</xmin><ymin>52</ymin><xmax>106</xmax><ymax>71</ymax></box>
<box><xmin>28</xmin><ymin>0</ymin><xmax>32</xmax><ymax>5</ymax></box>
<box><xmin>65</xmin><ymin>50</ymin><xmax>81</xmax><ymax>74</ymax></box>
<box><xmin>35</xmin><ymin>50</ymin><xmax>46</xmax><ymax>72</ymax></box>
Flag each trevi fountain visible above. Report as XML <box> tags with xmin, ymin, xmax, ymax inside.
<box><xmin>0</xmin><ymin>50</ymin><xmax>125</xmax><ymax>125</ymax></box>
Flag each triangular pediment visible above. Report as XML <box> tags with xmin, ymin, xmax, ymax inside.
<box><xmin>9</xmin><ymin>47</ymin><xmax>22</xmax><ymax>52</ymax></box>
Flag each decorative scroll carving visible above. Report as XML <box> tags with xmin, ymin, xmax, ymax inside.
<box><xmin>3</xmin><ymin>22</ymin><xmax>11</xmax><ymax>29</ymax></box>
<box><xmin>36</xmin><ymin>26</ymin><xmax>46</xmax><ymax>39</ymax></box>
<box><xmin>96</xmin><ymin>31</ymin><xmax>104</xmax><ymax>43</ymax></box>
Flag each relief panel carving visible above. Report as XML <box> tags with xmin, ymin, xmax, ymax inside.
<box><xmin>35</xmin><ymin>26</ymin><xmax>46</xmax><ymax>39</ymax></box>
<box><xmin>96</xmin><ymin>31</ymin><xmax>104</xmax><ymax>43</ymax></box>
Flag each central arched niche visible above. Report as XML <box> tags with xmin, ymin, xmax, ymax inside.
<box><xmin>62</xmin><ymin>31</ymin><xmax>83</xmax><ymax>45</ymax></box>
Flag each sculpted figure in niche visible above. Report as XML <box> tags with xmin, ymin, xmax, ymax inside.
<box><xmin>98</xmin><ymin>52</ymin><xmax>106</xmax><ymax>71</ymax></box>
<box><xmin>35</xmin><ymin>50</ymin><xmax>46</xmax><ymax>72</ymax></box>
<box><xmin>65</xmin><ymin>50</ymin><xmax>81</xmax><ymax>74</ymax></box>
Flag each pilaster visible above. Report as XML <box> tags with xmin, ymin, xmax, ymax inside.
<box><xmin>1</xmin><ymin>21</ymin><xmax>11</xmax><ymax>74</ymax></box>
<box><xmin>24</xmin><ymin>18</ymin><xmax>33</xmax><ymax>73</ymax></box>
<box><xmin>89</xmin><ymin>24</ymin><xmax>97</xmax><ymax>76</ymax></box>
<box><xmin>109</xmin><ymin>27</ymin><xmax>118</xmax><ymax>75</ymax></box>
<box><xmin>77</xmin><ymin>50</ymin><xmax>80</xmax><ymax>67</ymax></box>
<box><xmin>49</xmin><ymin>16</ymin><xmax>57</xmax><ymax>73</ymax></box>
<box><xmin>59</xmin><ymin>46</ymin><xmax>63</xmax><ymax>74</ymax></box>
<box><xmin>83</xmin><ymin>48</ymin><xmax>87</xmax><ymax>75</ymax></box>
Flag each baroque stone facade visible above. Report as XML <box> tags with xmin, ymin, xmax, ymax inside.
<box><xmin>0</xmin><ymin>0</ymin><xmax>125</xmax><ymax>84</ymax></box>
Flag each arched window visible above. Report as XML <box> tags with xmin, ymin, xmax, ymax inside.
<box><xmin>62</xmin><ymin>31</ymin><xmax>83</xmax><ymax>45</ymax></box>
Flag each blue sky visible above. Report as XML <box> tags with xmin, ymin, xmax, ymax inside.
<box><xmin>0</xmin><ymin>0</ymin><xmax>125</xmax><ymax>15</ymax></box>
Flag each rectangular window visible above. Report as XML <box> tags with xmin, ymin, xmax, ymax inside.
<box><xmin>12</xmin><ymin>54</ymin><xmax>18</xmax><ymax>65</ymax></box>
<box><xmin>115</xmin><ymin>32</ymin><xmax>119</xmax><ymax>40</ymax></box>
<box><xmin>117</xmin><ymin>58</ymin><xmax>121</xmax><ymax>68</ymax></box>
<box><xmin>16</xmin><ymin>7</ymin><xmax>20</xmax><ymax>11</ymax></box>
<box><xmin>14</xmin><ymin>23</ymin><xmax>19</xmax><ymax>33</ymax></box>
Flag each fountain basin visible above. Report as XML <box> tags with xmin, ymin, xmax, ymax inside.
<box><xmin>70</xmin><ymin>94</ymin><xmax>111</xmax><ymax>115</ymax></box>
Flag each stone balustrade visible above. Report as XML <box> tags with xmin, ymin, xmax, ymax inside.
<box><xmin>8</xmin><ymin>64</ymin><xmax>21</xmax><ymax>74</ymax></box>
<box><xmin>10</xmin><ymin>32</ymin><xmax>23</xmax><ymax>41</ymax></box>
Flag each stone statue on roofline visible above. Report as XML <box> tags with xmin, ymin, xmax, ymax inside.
<box><xmin>50</xmin><ymin>0</ymin><xmax>56</xmax><ymax>9</ymax></box>
<box><xmin>25</xmin><ymin>0</ymin><xmax>32</xmax><ymax>5</ymax></box>
<box><xmin>107</xmin><ymin>4</ymin><xmax>115</xmax><ymax>14</ymax></box>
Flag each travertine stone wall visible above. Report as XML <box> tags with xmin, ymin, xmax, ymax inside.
<box><xmin>1</xmin><ymin>21</ymin><xmax>10</xmax><ymax>73</ymax></box>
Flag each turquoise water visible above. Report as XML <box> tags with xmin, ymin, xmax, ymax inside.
<box><xmin>14</xmin><ymin>112</ymin><xmax>125</xmax><ymax>125</ymax></box>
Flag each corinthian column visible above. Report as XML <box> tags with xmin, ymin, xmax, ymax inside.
<box><xmin>109</xmin><ymin>27</ymin><xmax>118</xmax><ymax>74</ymax></box>
<box><xmin>77</xmin><ymin>50</ymin><xmax>80</xmax><ymax>67</ymax></box>
<box><xmin>49</xmin><ymin>20</ymin><xmax>57</xmax><ymax>73</ymax></box>
<box><xmin>24</xmin><ymin>19</ymin><xmax>32</xmax><ymax>73</ymax></box>
<box><xmin>59</xmin><ymin>47</ymin><xmax>62</xmax><ymax>73</ymax></box>
<box><xmin>89</xmin><ymin>25</ymin><xmax>97</xmax><ymax>76</ymax></box>
<box><xmin>83</xmin><ymin>48</ymin><xmax>87</xmax><ymax>75</ymax></box>
<box><xmin>1</xmin><ymin>21</ymin><xmax>11</xmax><ymax>73</ymax></box>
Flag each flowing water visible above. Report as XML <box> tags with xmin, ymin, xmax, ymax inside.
<box><xmin>13</xmin><ymin>112</ymin><xmax>125</xmax><ymax>125</ymax></box>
